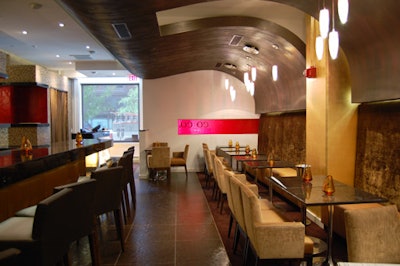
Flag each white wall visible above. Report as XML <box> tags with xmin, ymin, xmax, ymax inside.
<box><xmin>141</xmin><ymin>70</ymin><xmax>259</xmax><ymax>177</ymax></box>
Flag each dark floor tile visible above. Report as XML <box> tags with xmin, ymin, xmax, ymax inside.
<box><xmin>176</xmin><ymin>239</ymin><xmax>230</xmax><ymax>265</ymax></box>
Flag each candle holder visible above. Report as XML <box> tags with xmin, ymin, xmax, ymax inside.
<box><xmin>251</xmin><ymin>148</ymin><xmax>257</xmax><ymax>158</ymax></box>
<box><xmin>302</xmin><ymin>165</ymin><xmax>313</xmax><ymax>182</ymax></box>
<box><xmin>228</xmin><ymin>139</ymin><xmax>233</xmax><ymax>148</ymax></box>
<box><xmin>323</xmin><ymin>175</ymin><xmax>335</xmax><ymax>195</ymax></box>
<box><xmin>245</xmin><ymin>145</ymin><xmax>250</xmax><ymax>155</ymax></box>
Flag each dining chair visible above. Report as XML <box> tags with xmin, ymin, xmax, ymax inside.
<box><xmin>170</xmin><ymin>144</ymin><xmax>189</xmax><ymax>178</ymax></box>
<box><xmin>147</xmin><ymin>146</ymin><xmax>171</xmax><ymax>181</ymax></box>
<box><xmin>91</xmin><ymin>166</ymin><xmax>125</xmax><ymax>252</ymax></box>
<box><xmin>0</xmin><ymin>248</ymin><xmax>20</xmax><ymax>266</ymax></box>
<box><xmin>203</xmin><ymin>147</ymin><xmax>214</xmax><ymax>188</ymax></box>
<box><xmin>213</xmin><ymin>156</ymin><xmax>229</xmax><ymax>213</ymax></box>
<box><xmin>118</xmin><ymin>150</ymin><xmax>136</xmax><ymax>223</ymax></box>
<box><xmin>0</xmin><ymin>188</ymin><xmax>74</xmax><ymax>266</ymax></box>
<box><xmin>240</xmin><ymin>181</ymin><xmax>313</xmax><ymax>266</ymax></box>
<box><xmin>13</xmin><ymin>179</ymin><xmax>100</xmax><ymax>265</ymax></box>
<box><xmin>344</xmin><ymin>204</ymin><xmax>400</xmax><ymax>263</ymax></box>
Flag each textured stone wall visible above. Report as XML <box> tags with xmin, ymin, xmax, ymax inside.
<box><xmin>258</xmin><ymin>111</ymin><xmax>306</xmax><ymax>164</ymax></box>
<box><xmin>355</xmin><ymin>101</ymin><xmax>400</xmax><ymax>208</ymax></box>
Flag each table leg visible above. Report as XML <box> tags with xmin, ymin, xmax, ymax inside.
<box><xmin>322</xmin><ymin>204</ymin><xmax>336</xmax><ymax>266</ymax></box>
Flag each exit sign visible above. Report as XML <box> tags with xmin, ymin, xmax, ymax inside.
<box><xmin>129</xmin><ymin>74</ymin><xmax>137</xmax><ymax>81</ymax></box>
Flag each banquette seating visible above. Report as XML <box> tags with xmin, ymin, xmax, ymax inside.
<box><xmin>344</xmin><ymin>204</ymin><xmax>400</xmax><ymax>264</ymax></box>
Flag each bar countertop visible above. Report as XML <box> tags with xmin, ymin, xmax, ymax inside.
<box><xmin>0</xmin><ymin>138</ymin><xmax>113</xmax><ymax>187</ymax></box>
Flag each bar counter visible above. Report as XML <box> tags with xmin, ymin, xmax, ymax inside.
<box><xmin>0</xmin><ymin>138</ymin><xmax>113</xmax><ymax>221</ymax></box>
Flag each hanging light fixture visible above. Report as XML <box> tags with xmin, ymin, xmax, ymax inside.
<box><xmin>272</xmin><ymin>65</ymin><xmax>278</xmax><ymax>81</ymax></box>
<box><xmin>249</xmin><ymin>82</ymin><xmax>255</xmax><ymax>96</ymax></box>
<box><xmin>319</xmin><ymin>7</ymin><xmax>330</xmax><ymax>39</ymax></box>
<box><xmin>338</xmin><ymin>0</ymin><xmax>349</xmax><ymax>24</ymax></box>
<box><xmin>329</xmin><ymin>0</ymin><xmax>339</xmax><ymax>60</ymax></box>
<box><xmin>225</xmin><ymin>78</ymin><xmax>229</xmax><ymax>90</ymax></box>
<box><xmin>316</xmin><ymin>35</ymin><xmax>324</xmax><ymax>60</ymax></box>
<box><xmin>229</xmin><ymin>85</ymin><xmax>236</xmax><ymax>102</ymax></box>
<box><xmin>251</xmin><ymin>66</ymin><xmax>257</xmax><ymax>81</ymax></box>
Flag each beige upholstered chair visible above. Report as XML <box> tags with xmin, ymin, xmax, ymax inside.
<box><xmin>344</xmin><ymin>204</ymin><xmax>400</xmax><ymax>263</ymax></box>
<box><xmin>213</xmin><ymin>155</ymin><xmax>229</xmax><ymax>213</ymax></box>
<box><xmin>203</xmin><ymin>147</ymin><xmax>214</xmax><ymax>188</ymax></box>
<box><xmin>170</xmin><ymin>144</ymin><xmax>189</xmax><ymax>178</ymax></box>
<box><xmin>240</xmin><ymin>183</ymin><xmax>313</xmax><ymax>265</ymax></box>
<box><xmin>0</xmin><ymin>188</ymin><xmax>75</xmax><ymax>266</ymax></box>
<box><xmin>229</xmin><ymin>174</ymin><xmax>274</xmax><ymax>257</ymax></box>
<box><xmin>147</xmin><ymin>146</ymin><xmax>171</xmax><ymax>181</ymax></box>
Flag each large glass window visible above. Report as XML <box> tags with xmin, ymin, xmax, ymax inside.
<box><xmin>81</xmin><ymin>83</ymin><xmax>139</xmax><ymax>142</ymax></box>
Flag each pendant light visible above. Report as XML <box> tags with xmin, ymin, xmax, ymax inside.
<box><xmin>224</xmin><ymin>78</ymin><xmax>229</xmax><ymax>90</ymax></box>
<box><xmin>251</xmin><ymin>66</ymin><xmax>257</xmax><ymax>81</ymax></box>
<box><xmin>272</xmin><ymin>65</ymin><xmax>278</xmax><ymax>81</ymax></box>
<box><xmin>338</xmin><ymin>0</ymin><xmax>349</xmax><ymax>24</ymax></box>
<box><xmin>329</xmin><ymin>0</ymin><xmax>339</xmax><ymax>60</ymax></box>
<box><xmin>319</xmin><ymin>7</ymin><xmax>330</xmax><ymax>39</ymax></box>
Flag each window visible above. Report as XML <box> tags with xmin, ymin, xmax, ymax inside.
<box><xmin>81</xmin><ymin>83</ymin><xmax>139</xmax><ymax>142</ymax></box>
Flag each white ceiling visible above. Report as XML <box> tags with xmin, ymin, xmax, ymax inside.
<box><xmin>0</xmin><ymin>0</ymin><xmax>130</xmax><ymax>78</ymax></box>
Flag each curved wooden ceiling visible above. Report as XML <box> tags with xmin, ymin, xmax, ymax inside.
<box><xmin>57</xmin><ymin>0</ymin><xmax>400</xmax><ymax>110</ymax></box>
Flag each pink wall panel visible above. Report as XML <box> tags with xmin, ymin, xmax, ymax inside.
<box><xmin>178</xmin><ymin>119</ymin><xmax>259</xmax><ymax>135</ymax></box>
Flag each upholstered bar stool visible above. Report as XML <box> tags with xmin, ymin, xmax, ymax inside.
<box><xmin>0</xmin><ymin>189</ymin><xmax>74</xmax><ymax>266</ymax></box>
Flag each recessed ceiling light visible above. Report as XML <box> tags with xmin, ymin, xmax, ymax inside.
<box><xmin>272</xmin><ymin>43</ymin><xmax>279</xmax><ymax>50</ymax></box>
<box><xmin>224</xmin><ymin>63</ymin><xmax>237</xmax><ymax>70</ymax></box>
<box><xmin>56</xmin><ymin>54</ymin><xmax>60</xmax><ymax>58</ymax></box>
<box><xmin>86</xmin><ymin>45</ymin><xmax>90</xmax><ymax>49</ymax></box>
<box><xmin>243</xmin><ymin>44</ymin><xmax>259</xmax><ymax>55</ymax></box>
<box><xmin>22</xmin><ymin>30</ymin><xmax>28</xmax><ymax>35</ymax></box>
<box><xmin>59</xmin><ymin>22</ymin><xmax>65</xmax><ymax>27</ymax></box>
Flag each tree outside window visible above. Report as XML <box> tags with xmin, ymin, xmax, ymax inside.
<box><xmin>82</xmin><ymin>83</ymin><xmax>139</xmax><ymax>142</ymax></box>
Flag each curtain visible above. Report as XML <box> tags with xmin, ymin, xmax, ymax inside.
<box><xmin>50</xmin><ymin>88</ymin><xmax>68</xmax><ymax>143</ymax></box>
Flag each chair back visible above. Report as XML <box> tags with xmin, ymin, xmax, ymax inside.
<box><xmin>183</xmin><ymin>144</ymin><xmax>189</xmax><ymax>161</ymax></box>
<box><xmin>32</xmin><ymin>188</ymin><xmax>74</xmax><ymax>266</ymax></box>
<box><xmin>224</xmin><ymin>170</ymin><xmax>235</xmax><ymax>213</ymax></box>
<box><xmin>148</xmin><ymin>147</ymin><xmax>170</xmax><ymax>168</ymax></box>
<box><xmin>214</xmin><ymin>157</ymin><xmax>227</xmax><ymax>193</ymax></box>
<box><xmin>53</xmin><ymin>179</ymin><xmax>97</xmax><ymax>242</ymax></box>
<box><xmin>118</xmin><ymin>151</ymin><xmax>134</xmax><ymax>185</ymax></box>
<box><xmin>344</xmin><ymin>204</ymin><xmax>400</xmax><ymax>263</ymax></box>
<box><xmin>91</xmin><ymin>166</ymin><xmax>124</xmax><ymax>215</ymax></box>
<box><xmin>203</xmin><ymin>148</ymin><xmax>213</xmax><ymax>175</ymax></box>
<box><xmin>152</xmin><ymin>142</ymin><xmax>168</xmax><ymax>147</ymax></box>
<box><xmin>229</xmin><ymin>175</ymin><xmax>247</xmax><ymax>232</ymax></box>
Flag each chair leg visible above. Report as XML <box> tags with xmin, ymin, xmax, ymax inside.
<box><xmin>113</xmin><ymin>209</ymin><xmax>125</xmax><ymax>252</ymax></box>
<box><xmin>88</xmin><ymin>226</ymin><xmax>101</xmax><ymax>266</ymax></box>
<box><xmin>184</xmin><ymin>165</ymin><xmax>188</xmax><ymax>178</ymax></box>
<box><xmin>228</xmin><ymin>214</ymin><xmax>234</xmax><ymax>238</ymax></box>
<box><xmin>219</xmin><ymin>195</ymin><xmax>225</xmax><ymax>214</ymax></box>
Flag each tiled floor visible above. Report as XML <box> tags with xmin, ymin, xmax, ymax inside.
<box><xmin>70</xmin><ymin>169</ymin><xmax>230</xmax><ymax>265</ymax></box>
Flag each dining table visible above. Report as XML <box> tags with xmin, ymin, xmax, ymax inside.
<box><xmin>231</xmin><ymin>154</ymin><xmax>268</xmax><ymax>171</ymax></box>
<box><xmin>267</xmin><ymin>175</ymin><xmax>388</xmax><ymax>266</ymax></box>
<box><xmin>216</xmin><ymin>146</ymin><xmax>249</xmax><ymax>168</ymax></box>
